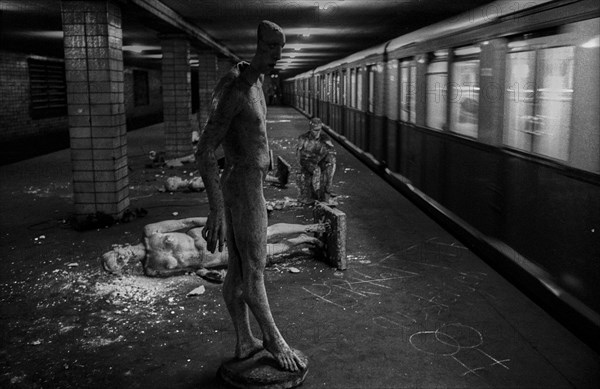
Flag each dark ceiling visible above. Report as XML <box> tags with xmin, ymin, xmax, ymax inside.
<box><xmin>1</xmin><ymin>0</ymin><xmax>498</xmax><ymax>78</ymax></box>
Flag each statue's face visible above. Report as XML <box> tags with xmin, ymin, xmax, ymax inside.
<box><xmin>256</xmin><ymin>29</ymin><xmax>285</xmax><ymax>73</ymax></box>
<box><xmin>310</xmin><ymin>121</ymin><xmax>322</xmax><ymax>136</ymax></box>
<box><xmin>102</xmin><ymin>250</ymin><xmax>126</xmax><ymax>273</ymax></box>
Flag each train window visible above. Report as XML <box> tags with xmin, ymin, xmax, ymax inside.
<box><xmin>341</xmin><ymin>69</ymin><xmax>347</xmax><ymax>106</ymax></box>
<box><xmin>368</xmin><ymin>65</ymin><xmax>375</xmax><ymax>113</ymax></box>
<box><xmin>400</xmin><ymin>59</ymin><xmax>416</xmax><ymax>123</ymax></box>
<box><xmin>449</xmin><ymin>46</ymin><xmax>480</xmax><ymax>138</ymax></box>
<box><xmin>357</xmin><ymin>67</ymin><xmax>364</xmax><ymax>110</ymax></box>
<box><xmin>386</xmin><ymin>60</ymin><xmax>399</xmax><ymax>120</ymax></box>
<box><xmin>334</xmin><ymin>72</ymin><xmax>340</xmax><ymax>104</ymax></box>
<box><xmin>350</xmin><ymin>68</ymin><xmax>356</xmax><ymax>108</ymax></box>
<box><xmin>504</xmin><ymin>46</ymin><xmax>574</xmax><ymax>161</ymax></box>
<box><xmin>426</xmin><ymin>50</ymin><xmax>448</xmax><ymax>130</ymax></box>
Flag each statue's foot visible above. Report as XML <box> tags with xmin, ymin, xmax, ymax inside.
<box><xmin>264</xmin><ymin>338</ymin><xmax>307</xmax><ymax>372</ymax></box>
<box><xmin>304</xmin><ymin>223</ymin><xmax>327</xmax><ymax>234</ymax></box>
<box><xmin>236</xmin><ymin>336</ymin><xmax>263</xmax><ymax>360</ymax></box>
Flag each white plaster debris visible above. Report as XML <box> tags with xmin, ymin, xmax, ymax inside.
<box><xmin>288</xmin><ymin>267</ymin><xmax>300</xmax><ymax>274</ymax></box>
<box><xmin>187</xmin><ymin>285</ymin><xmax>206</xmax><ymax>297</ymax></box>
<box><xmin>94</xmin><ymin>276</ymin><xmax>176</xmax><ymax>304</ymax></box>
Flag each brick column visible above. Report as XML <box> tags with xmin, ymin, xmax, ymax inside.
<box><xmin>61</xmin><ymin>0</ymin><xmax>128</xmax><ymax>220</ymax></box>
<box><xmin>197</xmin><ymin>52</ymin><xmax>218</xmax><ymax>128</ymax></box>
<box><xmin>161</xmin><ymin>35</ymin><xmax>193</xmax><ymax>159</ymax></box>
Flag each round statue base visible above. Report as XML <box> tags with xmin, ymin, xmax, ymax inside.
<box><xmin>218</xmin><ymin>349</ymin><xmax>308</xmax><ymax>389</ymax></box>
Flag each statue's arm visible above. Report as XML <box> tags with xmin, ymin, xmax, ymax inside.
<box><xmin>196</xmin><ymin>86</ymin><xmax>239</xmax><ymax>252</ymax></box>
<box><xmin>143</xmin><ymin>218</ymin><xmax>208</xmax><ymax>237</ymax></box>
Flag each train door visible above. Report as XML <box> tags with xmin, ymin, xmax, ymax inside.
<box><xmin>366</xmin><ymin>64</ymin><xmax>376</xmax><ymax>155</ymax></box>
<box><xmin>399</xmin><ymin>59</ymin><xmax>418</xmax><ymax>181</ymax></box>
<box><xmin>349</xmin><ymin>68</ymin><xmax>357</xmax><ymax>145</ymax></box>
<box><xmin>341</xmin><ymin>69</ymin><xmax>348</xmax><ymax>139</ymax></box>
<box><xmin>425</xmin><ymin>49</ymin><xmax>449</xmax><ymax>131</ymax></box>
<box><xmin>504</xmin><ymin>35</ymin><xmax>574</xmax><ymax>161</ymax></box>
<box><xmin>385</xmin><ymin>60</ymin><xmax>399</xmax><ymax>172</ymax></box>
<box><xmin>356</xmin><ymin>66</ymin><xmax>365</xmax><ymax>150</ymax></box>
<box><xmin>449</xmin><ymin>46</ymin><xmax>481</xmax><ymax>138</ymax></box>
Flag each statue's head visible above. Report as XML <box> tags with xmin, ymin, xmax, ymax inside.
<box><xmin>101</xmin><ymin>244</ymin><xmax>145</xmax><ymax>274</ymax></box>
<box><xmin>254</xmin><ymin>20</ymin><xmax>285</xmax><ymax>73</ymax></box>
<box><xmin>309</xmin><ymin>117</ymin><xmax>323</xmax><ymax>136</ymax></box>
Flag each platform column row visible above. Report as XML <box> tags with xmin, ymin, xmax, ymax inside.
<box><xmin>61</xmin><ymin>0</ymin><xmax>128</xmax><ymax>219</ymax></box>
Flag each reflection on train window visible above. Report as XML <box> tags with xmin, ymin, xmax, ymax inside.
<box><xmin>357</xmin><ymin>67</ymin><xmax>364</xmax><ymax>110</ymax></box>
<box><xmin>400</xmin><ymin>60</ymin><xmax>415</xmax><ymax>123</ymax></box>
<box><xmin>350</xmin><ymin>68</ymin><xmax>356</xmax><ymax>108</ymax></box>
<box><xmin>449</xmin><ymin>60</ymin><xmax>479</xmax><ymax>138</ymax></box>
<box><xmin>426</xmin><ymin>58</ymin><xmax>448</xmax><ymax>130</ymax></box>
<box><xmin>504</xmin><ymin>46</ymin><xmax>574</xmax><ymax>161</ymax></box>
<box><xmin>386</xmin><ymin>60</ymin><xmax>399</xmax><ymax>120</ymax></box>
<box><xmin>341</xmin><ymin>70</ymin><xmax>347</xmax><ymax>105</ymax></box>
<box><xmin>368</xmin><ymin>65</ymin><xmax>375</xmax><ymax>113</ymax></box>
<box><xmin>333</xmin><ymin>72</ymin><xmax>340</xmax><ymax>104</ymax></box>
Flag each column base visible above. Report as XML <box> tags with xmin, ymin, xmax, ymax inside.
<box><xmin>218</xmin><ymin>349</ymin><xmax>308</xmax><ymax>389</ymax></box>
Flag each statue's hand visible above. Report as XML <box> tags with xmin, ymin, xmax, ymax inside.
<box><xmin>202</xmin><ymin>210</ymin><xmax>226</xmax><ymax>253</ymax></box>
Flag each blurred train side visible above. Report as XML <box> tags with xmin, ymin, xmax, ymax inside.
<box><xmin>283</xmin><ymin>0</ymin><xmax>600</xmax><ymax>344</ymax></box>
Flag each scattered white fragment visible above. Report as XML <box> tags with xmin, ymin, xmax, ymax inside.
<box><xmin>288</xmin><ymin>267</ymin><xmax>300</xmax><ymax>274</ymax></box>
<box><xmin>172</xmin><ymin>212</ymin><xmax>179</xmax><ymax>216</ymax></box>
<box><xmin>66</xmin><ymin>263</ymin><xmax>79</xmax><ymax>268</ymax></box>
<box><xmin>358</xmin><ymin>260</ymin><xmax>371</xmax><ymax>264</ymax></box>
<box><xmin>187</xmin><ymin>285</ymin><xmax>206</xmax><ymax>297</ymax></box>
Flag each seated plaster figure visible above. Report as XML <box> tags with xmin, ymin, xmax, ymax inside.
<box><xmin>296</xmin><ymin>117</ymin><xmax>336</xmax><ymax>204</ymax></box>
<box><xmin>101</xmin><ymin>217</ymin><xmax>325</xmax><ymax>278</ymax></box>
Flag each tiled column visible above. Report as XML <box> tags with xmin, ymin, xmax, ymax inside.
<box><xmin>161</xmin><ymin>35</ymin><xmax>193</xmax><ymax>159</ymax></box>
<box><xmin>61</xmin><ymin>0</ymin><xmax>128</xmax><ymax>220</ymax></box>
<box><xmin>197</xmin><ymin>52</ymin><xmax>218</xmax><ymax>128</ymax></box>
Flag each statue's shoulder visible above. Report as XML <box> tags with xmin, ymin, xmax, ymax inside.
<box><xmin>298</xmin><ymin>131</ymin><xmax>311</xmax><ymax>140</ymax></box>
<box><xmin>216</xmin><ymin>62</ymin><xmax>249</xmax><ymax>90</ymax></box>
<box><xmin>320</xmin><ymin>133</ymin><xmax>335</xmax><ymax>149</ymax></box>
<box><xmin>211</xmin><ymin>61</ymin><xmax>249</xmax><ymax>104</ymax></box>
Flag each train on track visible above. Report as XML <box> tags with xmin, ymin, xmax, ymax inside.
<box><xmin>282</xmin><ymin>0</ymin><xmax>600</xmax><ymax>345</ymax></box>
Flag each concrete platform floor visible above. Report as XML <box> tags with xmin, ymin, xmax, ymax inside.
<box><xmin>0</xmin><ymin>106</ymin><xmax>598</xmax><ymax>389</ymax></box>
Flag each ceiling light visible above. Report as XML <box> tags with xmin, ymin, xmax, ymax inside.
<box><xmin>581</xmin><ymin>36</ymin><xmax>599</xmax><ymax>48</ymax></box>
<box><xmin>122</xmin><ymin>45</ymin><xmax>161</xmax><ymax>53</ymax></box>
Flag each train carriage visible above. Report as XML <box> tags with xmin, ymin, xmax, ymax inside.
<box><xmin>283</xmin><ymin>0</ymin><xmax>600</xmax><ymax>343</ymax></box>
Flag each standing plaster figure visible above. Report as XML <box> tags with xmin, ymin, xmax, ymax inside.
<box><xmin>196</xmin><ymin>21</ymin><xmax>306</xmax><ymax>372</ymax></box>
<box><xmin>296</xmin><ymin>117</ymin><xmax>336</xmax><ymax>204</ymax></box>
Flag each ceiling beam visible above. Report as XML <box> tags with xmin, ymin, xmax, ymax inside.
<box><xmin>127</xmin><ymin>0</ymin><xmax>241</xmax><ymax>61</ymax></box>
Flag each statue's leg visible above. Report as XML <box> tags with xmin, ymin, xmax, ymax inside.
<box><xmin>311</xmin><ymin>166</ymin><xmax>321</xmax><ymax>199</ymax></box>
<box><xmin>266</xmin><ymin>223</ymin><xmax>326</xmax><ymax>240</ymax></box>
<box><xmin>222</xmin><ymin>207</ymin><xmax>262</xmax><ymax>359</ymax></box>
<box><xmin>231</xmin><ymin>172</ymin><xmax>306</xmax><ymax>372</ymax></box>
<box><xmin>297</xmin><ymin>170</ymin><xmax>310</xmax><ymax>203</ymax></box>
<box><xmin>322</xmin><ymin>154</ymin><xmax>336</xmax><ymax>201</ymax></box>
<box><xmin>266</xmin><ymin>235</ymin><xmax>322</xmax><ymax>260</ymax></box>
